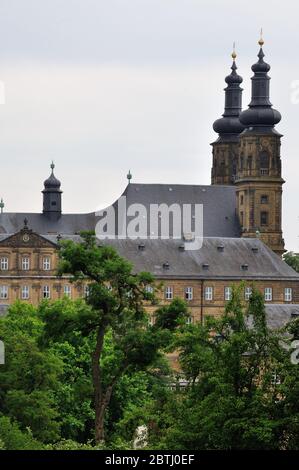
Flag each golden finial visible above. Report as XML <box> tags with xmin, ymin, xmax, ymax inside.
<box><xmin>231</xmin><ymin>41</ymin><xmax>237</xmax><ymax>60</ymax></box>
<box><xmin>258</xmin><ymin>28</ymin><xmax>264</xmax><ymax>47</ymax></box>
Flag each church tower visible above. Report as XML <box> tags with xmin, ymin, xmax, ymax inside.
<box><xmin>42</xmin><ymin>162</ymin><xmax>62</xmax><ymax>220</ymax></box>
<box><xmin>236</xmin><ymin>33</ymin><xmax>285</xmax><ymax>256</ymax></box>
<box><xmin>211</xmin><ymin>46</ymin><xmax>245</xmax><ymax>184</ymax></box>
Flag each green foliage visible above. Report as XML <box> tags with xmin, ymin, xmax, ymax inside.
<box><xmin>145</xmin><ymin>286</ymin><xmax>299</xmax><ymax>450</ymax></box>
<box><xmin>1</xmin><ymin>252</ymin><xmax>299</xmax><ymax>451</ymax></box>
<box><xmin>283</xmin><ymin>251</ymin><xmax>299</xmax><ymax>273</ymax></box>
<box><xmin>0</xmin><ymin>416</ymin><xmax>44</xmax><ymax>450</ymax></box>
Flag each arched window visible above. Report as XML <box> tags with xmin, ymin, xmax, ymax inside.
<box><xmin>260</xmin><ymin>151</ymin><xmax>269</xmax><ymax>175</ymax></box>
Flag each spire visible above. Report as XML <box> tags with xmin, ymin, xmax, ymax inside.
<box><xmin>0</xmin><ymin>198</ymin><xmax>4</xmax><ymax>214</ymax></box>
<box><xmin>239</xmin><ymin>32</ymin><xmax>281</xmax><ymax>133</ymax></box>
<box><xmin>42</xmin><ymin>163</ymin><xmax>62</xmax><ymax>219</ymax></box>
<box><xmin>127</xmin><ymin>170</ymin><xmax>132</xmax><ymax>184</ymax></box>
<box><xmin>213</xmin><ymin>44</ymin><xmax>245</xmax><ymax>142</ymax></box>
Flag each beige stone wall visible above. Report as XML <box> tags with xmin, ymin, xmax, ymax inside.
<box><xmin>236</xmin><ymin>133</ymin><xmax>285</xmax><ymax>255</ymax></box>
<box><xmin>1</xmin><ymin>245</ymin><xmax>298</xmax><ymax>324</ymax></box>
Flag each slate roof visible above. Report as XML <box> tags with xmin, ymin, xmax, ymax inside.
<box><xmin>99</xmin><ymin>237</ymin><xmax>299</xmax><ymax>280</ymax></box>
<box><xmin>119</xmin><ymin>183</ymin><xmax>240</xmax><ymax>238</ymax></box>
<box><xmin>0</xmin><ymin>212</ymin><xmax>96</xmax><ymax>235</ymax></box>
<box><xmin>0</xmin><ymin>183</ymin><xmax>240</xmax><ymax>239</ymax></box>
<box><xmin>264</xmin><ymin>304</ymin><xmax>299</xmax><ymax>329</ymax></box>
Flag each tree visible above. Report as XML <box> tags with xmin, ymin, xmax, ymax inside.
<box><xmin>146</xmin><ymin>286</ymin><xmax>299</xmax><ymax>450</ymax></box>
<box><xmin>43</xmin><ymin>232</ymin><xmax>186</xmax><ymax>444</ymax></box>
<box><xmin>283</xmin><ymin>252</ymin><xmax>299</xmax><ymax>273</ymax></box>
<box><xmin>0</xmin><ymin>302</ymin><xmax>63</xmax><ymax>443</ymax></box>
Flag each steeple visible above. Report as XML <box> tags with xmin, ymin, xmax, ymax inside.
<box><xmin>42</xmin><ymin>162</ymin><xmax>62</xmax><ymax>220</ymax></box>
<box><xmin>213</xmin><ymin>44</ymin><xmax>245</xmax><ymax>142</ymax></box>
<box><xmin>211</xmin><ymin>45</ymin><xmax>244</xmax><ymax>185</ymax></box>
<box><xmin>235</xmin><ymin>32</ymin><xmax>285</xmax><ymax>256</ymax></box>
<box><xmin>239</xmin><ymin>31</ymin><xmax>281</xmax><ymax>133</ymax></box>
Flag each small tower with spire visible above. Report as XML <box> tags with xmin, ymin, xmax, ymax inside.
<box><xmin>42</xmin><ymin>162</ymin><xmax>62</xmax><ymax>220</ymax></box>
<box><xmin>211</xmin><ymin>44</ymin><xmax>245</xmax><ymax>184</ymax></box>
<box><xmin>0</xmin><ymin>198</ymin><xmax>4</xmax><ymax>214</ymax></box>
<box><xmin>236</xmin><ymin>31</ymin><xmax>285</xmax><ymax>255</ymax></box>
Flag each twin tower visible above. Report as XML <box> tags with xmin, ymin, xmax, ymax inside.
<box><xmin>211</xmin><ymin>36</ymin><xmax>285</xmax><ymax>256</ymax></box>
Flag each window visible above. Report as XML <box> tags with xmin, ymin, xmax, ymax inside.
<box><xmin>165</xmin><ymin>286</ymin><xmax>173</xmax><ymax>300</ymax></box>
<box><xmin>145</xmin><ymin>285</ymin><xmax>154</xmax><ymax>294</ymax></box>
<box><xmin>185</xmin><ymin>287</ymin><xmax>193</xmax><ymax>301</ymax></box>
<box><xmin>284</xmin><ymin>288</ymin><xmax>292</xmax><ymax>302</ymax></box>
<box><xmin>64</xmin><ymin>285</ymin><xmax>71</xmax><ymax>298</ymax></box>
<box><xmin>205</xmin><ymin>287</ymin><xmax>213</xmax><ymax>301</ymax></box>
<box><xmin>186</xmin><ymin>316</ymin><xmax>193</xmax><ymax>325</ymax></box>
<box><xmin>260</xmin><ymin>212</ymin><xmax>269</xmax><ymax>226</ymax></box>
<box><xmin>225</xmin><ymin>286</ymin><xmax>232</xmax><ymax>301</ymax></box>
<box><xmin>247</xmin><ymin>156</ymin><xmax>252</xmax><ymax>171</ymax></box>
<box><xmin>43</xmin><ymin>257</ymin><xmax>51</xmax><ymax>271</ymax></box>
<box><xmin>240</xmin><ymin>195</ymin><xmax>244</xmax><ymax>205</ymax></box>
<box><xmin>21</xmin><ymin>286</ymin><xmax>29</xmax><ymax>300</ymax></box>
<box><xmin>265</xmin><ymin>287</ymin><xmax>273</xmax><ymax>302</ymax></box>
<box><xmin>22</xmin><ymin>257</ymin><xmax>30</xmax><ymax>271</ymax></box>
<box><xmin>0</xmin><ymin>285</ymin><xmax>8</xmax><ymax>299</ymax></box>
<box><xmin>261</xmin><ymin>195</ymin><xmax>269</xmax><ymax>204</ymax></box>
<box><xmin>240</xmin><ymin>211</ymin><xmax>244</xmax><ymax>226</ymax></box>
<box><xmin>240</xmin><ymin>156</ymin><xmax>244</xmax><ymax>171</ymax></box>
<box><xmin>43</xmin><ymin>285</ymin><xmax>50</xmax><ymax>299</ymax></box>
<box><xmin>84</xmin><ymin>285</ymin><xmax>90</xmax><ymax>298</ymax></box>
<box><xmin>245</xmin><ymin>287</ymin><xmax>252</xmax><ymax>301</ymax></box>
<box><xmin>260</xmin><ymin>151</ymin><xmax>269</xmax><ymax>175</ymax></box>
<box><xmin>0</xmin><ymin>257</ymin><xmax>8</xmax><ymax>271</ymax></box>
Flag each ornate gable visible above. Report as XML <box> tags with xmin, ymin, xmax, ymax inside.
<box><xmin>0</xmin><ymin>219</ymin><xmax>58</xmax><ymax>249</ymax></box>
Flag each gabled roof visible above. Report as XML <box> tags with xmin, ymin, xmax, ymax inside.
<box><xmin>0</xmin><ymin>183</ymin><xmax>240</xmax><ymax>239</ymax></box>
<box><xmin>0</xmin><ymin>227</ymin><xmax>58</xmax><ymax>249</ymax></box>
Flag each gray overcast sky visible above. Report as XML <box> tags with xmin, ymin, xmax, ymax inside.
<box><xmin>0</xmin><ymin>0</ymin><xmax>298</xmax><ymax>250</ymax></box>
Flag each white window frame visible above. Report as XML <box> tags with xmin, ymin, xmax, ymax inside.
<box><xmin>0</xmin><ymin>285</ymin><xmax>8</xmax><ymax>299</ymax></box>
<box><xmin>21</xmin><ymin>285</ymin><xmax>30</xmax><ymax>300</ymax></box>
<box><xmin>186</xmin><ymin>316</ymin><xmax>193</xmax><ymax>325</ymax></box>
<box><xmin>0</xmin><ymin>257</ymin><xmax>9</xmax><ymax>271</ymax></box>
<box><xmin>43</xmin><ymin>257</ymin><xmax>51</xmax><ymax>271</ymax></box>
<box><xmin>245</xmin><ymin>287</ymin><xmax>252</xmax><ymax>301</ymax></box>
<box><xmin>22</xmin><ymin>257</ymin><xmax>30</xmax><ymax>271</ymax></box>
<box><xmin>165</xmin><ymin>286</ymin><xmax>173</xmax><ymax>300</ymax></box>
<box><xmin>264</xmin><ymin>287</ymin><xmax>273</xmax><ymax>302</ymax></box>
<box><xmin>185</xmin><ymin>287</ymin><xmax>193</xmax><ymax>301</ymax></box>
<box><xmin>63</xmin><ymin>285</ymin><xmax>71</xmax><ymax>298</ymax></box>
<box><xmin>224</xmin><ymin>286</ymin><xmax>232</xmax><ymax>301</ymax></box>
<box><xmin>284</xmin><ymin>288</ymin><xmax>292</xmax><ymax>302</ymax></box>
<box><xmin>205</xmin><ymin>286</ymin><xmax>213</xmax><ymax>301</ymax></box>
<box><xmin>43</xmin><ymin>285</ymin><xmax>50</xmax><ymax>299</ymax></box>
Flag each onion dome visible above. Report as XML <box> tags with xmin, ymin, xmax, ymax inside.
<box><xmin>43</xmin><ymin>162</ymin><xmax>61</xmax><ymax>191</ymax></box>
<box><xmin>213</xmin><ymin>45</ymin><xmax>245</xmax><ymax>142</ymax></box>
<box><xmin>239</xmin><ymin>31</ymin><xmax>281</xmax><ymax>132</ymax></box>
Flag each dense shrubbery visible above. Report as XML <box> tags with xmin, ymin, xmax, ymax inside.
<box><xmin>0</xmin><ymin>236</ymin><xmax>298</xmax><ymax>450</ymax></box>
